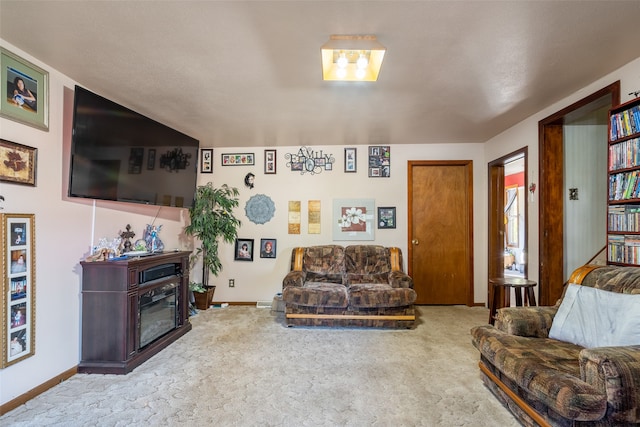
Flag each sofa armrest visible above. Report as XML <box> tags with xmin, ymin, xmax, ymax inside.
<box><xmin>283</xmin><ymin>271</ymin><xmax>306</xmax><ymax>288</ymax></box>
<box><xmin>580</xmin><ymin>346</ymin><xmax>640</xmax><ymax>424</ymax></box>
<box><xmin>494</xmin><ymin>306</ymin><xmax>558</xmax><ymax>337</ymax></box>
<box><xmin>389</xmin><ymin>271</ymin><xmax>413</xmax><ymax>288</ymax></box>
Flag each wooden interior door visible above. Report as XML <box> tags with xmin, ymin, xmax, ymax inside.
<box><xmin>408</xmin><ymin>161</ymin><xmax>473</xmax><ymax>305</ymax></box>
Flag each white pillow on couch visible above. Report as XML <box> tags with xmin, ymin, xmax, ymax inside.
<box><xmin>549</xmin><ymin>283</ymin><xmax>640</xmax><ymax>348</ymax></box>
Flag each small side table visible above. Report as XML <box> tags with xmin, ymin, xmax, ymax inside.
<box><xmin>488</xmin><ymin>277</ymin><xmax>537</xmax><ymax>325</ymax></box>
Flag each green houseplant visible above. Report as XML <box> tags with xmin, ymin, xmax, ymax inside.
<box><xmin>184</xmin><ymin>183</ymin><xmax>241</xmax><ymax>309</ymax></box>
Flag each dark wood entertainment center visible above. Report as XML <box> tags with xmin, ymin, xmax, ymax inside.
<box><xmin>79</xmin><ymin>251</ymin><xmax>192</xmax><ymax>374</ymax></box>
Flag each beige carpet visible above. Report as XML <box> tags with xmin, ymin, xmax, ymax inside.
<box><xmin>1</xmin><ymin>305</ymin><xmax>519</xmax><ymax>426</ymax></box>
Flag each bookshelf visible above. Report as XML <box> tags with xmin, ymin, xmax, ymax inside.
<box><xmin>608</xmin><ymin>96</ymin><xmax>640</xmax><ymax>265</ymax></box>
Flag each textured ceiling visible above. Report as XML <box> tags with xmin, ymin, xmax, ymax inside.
<box><xmin>1</xmin><ymin>1</ymin><xmax>640</xmax><ymax>147</ymax></box>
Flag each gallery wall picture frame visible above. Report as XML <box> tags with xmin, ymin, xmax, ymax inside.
<box><xmin>147</xmin><ymin>149</ymin><xmax>156</xmax><ymax>170</ymax></box>
<box><xmin>344</xmin><ymin>148</ymin><xmax>357</xmax><ymax>173</ymax></box>
<box><xmin>368</xmin><ymin>145</ymin><xmax>390</xmax><ymax>177</ymax></box>
<box><xmin>234</xmin><ymin>238</ymin><xmax>254</xmax><ymax>261</ymax></box>
<box><xmin>377</xmin><ymin>206</ymin><xmax>396</xmax><ymax>229</ymax></box>
<box><xmin>260</xmin><ymin>238</ymin><xmax>277</xmax><ymax>258</ymax></box>
<box><xmin>332</xmin><ymin>198</ymin><xmax>375</xmax><ymax>241</ymax></box>
<box><xmin>222</xmin><ymin>153</ymin><xmax>255</xmax><ymax>166</ymax></box>
<box><xmin>264</xmin><ymin>149</ymin><xmax>276</xmax><ymax>174</ymax></box>
<box><xmin>2</xmin><ymin>213</ymin><xmax>36</xmax><ymax>368</ymax></box>
<box><xmin>1</xmin><ymin>48</ymin><xmax>49</xmax><ymax>131</ymax></box>
<box><xmin>200</xmin><ymin>148</ymin><xmax>213</xmax><ymax>174</ymax></box>
<box><xmin>0</xmin><ymin>139</ymin><xmax>37</xmax><ymax>186</ymax></box>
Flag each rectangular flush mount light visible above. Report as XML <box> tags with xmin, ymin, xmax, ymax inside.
<box><xmin>321</xmin><ymin>35</ymin><xmax>385</xmax><ymax>81</ymax></box>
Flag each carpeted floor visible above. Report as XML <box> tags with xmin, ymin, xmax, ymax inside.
<box><xmin>1</xmin><ymin>305</ymin><xmax>519</xmax><ymax>426</ymax></box>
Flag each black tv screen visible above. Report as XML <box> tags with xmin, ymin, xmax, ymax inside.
<box><xmin>69</xmin><ymin>85</ymin><xmax>199</xmax><ymax>208</ymax></box>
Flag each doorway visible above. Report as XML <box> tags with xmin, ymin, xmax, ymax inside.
<box><xmin>538</xmin><ymin>82</ymin><xmax>619</xmax><ymax>305</ymax></box>
<box><xmin>408</xmin><ymin>161</ymin><xmax>473</xmax><ymax>305</ymax></box>
<box><xmin>488</xmin><ymin>150</ymin><xmax>528</xmax><ymax>303</ymax></box>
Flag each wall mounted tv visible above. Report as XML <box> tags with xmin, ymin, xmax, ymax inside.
<box><xmin>69</xmin><ymin>85</ymin><xmax>199</xmax><ymax>208</ymax></box>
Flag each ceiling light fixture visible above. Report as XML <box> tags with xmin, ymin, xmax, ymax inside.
<box><xmin>321</xmin><ymin>35</ymin><xmax>385</xmax><ymax>82</ymax></box>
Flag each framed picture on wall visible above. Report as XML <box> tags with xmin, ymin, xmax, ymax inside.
<box><xmin>377</xmin><ymin>207</ymin><xmax>396</xmax><ymax>229</ymax></box>
<box><xmin>368</xmin><ymin>145</ymin><xmax>390</xmax><ymax>177</ymax></box>
<box><xmin>332</xmin><ymin>199</ymin><xmax>375</xmax><ymax>241</ymax></box>
<box><xmin>234</xmin><ymin>238</ymin><xmax>254</xmax><ymax>261</ymax></box>
<box><xmin>344</xmin><ymin>148</ymin><xmax>357</xmax><ymax>173</ymax></box>
<box><xmin>2</xmin><ymin>213</ymin><xmax>36</xmax><ymax>368</ymax></box>
<box><xmin>0</xmin><ymin>48</ymin><xmax>49</xmax><ymax>131</ymax></box>
<box><xmin>260</xmin><ymin>238</ymin><xmax>276</xmax><ymax>258</ymax></box>
<box><xmin>200</xmin><ymin>148</ymin><xmax>213</xmax><ymax>173</ymax></box>
<box><xmin>0</xmin><ymin>139</ymin><xmax>37</xmax><ymax>186</ymax></box>
<box><xmin>264</xmin><ymin>149</ymin><xmax>276</xmax><ymax>174</ymax></box>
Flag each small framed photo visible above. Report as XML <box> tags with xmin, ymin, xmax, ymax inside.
<box><xmin>1</xmin><ymin>48</ymin><xmax>49</xmax><ymax>131</ymax></box>
<box><xmin>344</xmin><ymin>148</ymin><xmax>357</xmax><ymax>173</ymax></box>
<box><xmin>234</xmin><ymin>238</ymin><xmax>254</xmax><ymax>261</ymax></box>
<box><xmin>0</xmin><ymin>139</ymin><xmax>37</xmax><ymax>186</ymax></box>
<box><xmin>260</xmin><ymin>238</ymin><xmax>276</xmax><ymax>258</ymax></box>
<box><xmin>264</xmin><ymin>149</ymin><xmax>277</xmax><ymax>174</ymax></box>
<box><xmin>147</xmin><ymin>149</ymin><xmax>156</xmax><ymax>170</ymax></box>
<box><xmin>200</xmin><ymin>148</ymin><xmax>213</xmax><ymax>174</ymax></box>
<box><xmin>222</xmin><ymin>153</ymin><xmax>255</xmax><ymax>166</ymax></box>
<box><xmin>378</xmin><ymin>207</ymin><xmax>396</xmax><ymax>229</ymax></box>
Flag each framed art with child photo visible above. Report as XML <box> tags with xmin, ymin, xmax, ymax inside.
<box><xmin>2</xmin><ymin>213</ymin><xmax>36</xmax><ymax>368</ymax></box>
<box><xmin>1</xmin><ymin>48</ymin><xmax>49</xmax><ymax>131</ymax></box>
<box><xmin>234</xmin><ymin>238</ymin><xmax>254</xmax><ymax>261</ymax></box>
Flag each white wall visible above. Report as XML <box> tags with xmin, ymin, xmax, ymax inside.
<box><xmin>203</xmin><ymin>143</ymin><xmax>487</xmax><ymax>304</ymax></box>
<box><xmin>1</xmin><ymin>36</ymin><xmax>639</xmax><ymax>408</ymax></box>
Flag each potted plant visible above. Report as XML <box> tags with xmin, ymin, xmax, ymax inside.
<box><xmin>184</xmin><ymin>183</ymin><xmax>241</xmax><ymax>310</ymax></box>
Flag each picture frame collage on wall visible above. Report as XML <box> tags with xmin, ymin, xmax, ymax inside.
<box><xmin>2</xmin><ymin>213</ymin><xmax>36</xmax><ymax>368</ymax></box>
<box><xmin>368</xmin><ymin>146</ymin><xmax>391</xmax><ymax>177</ymax></box>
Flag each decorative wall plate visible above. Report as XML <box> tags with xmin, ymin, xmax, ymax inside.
<box><xmin>245</xmin><ymin>194</ymin><xmax>275</xmax><ymax>224</ymax></box>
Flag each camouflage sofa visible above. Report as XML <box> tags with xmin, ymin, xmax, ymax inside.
<box><xmin>471</xmin><ymin>265</ymin><xmax>640</xmax><ymax>427</ymax></box>
<box><xmin>282</xmin><ymin>245</ymin><xmax>416</xmax><ymax>327</ymax></box>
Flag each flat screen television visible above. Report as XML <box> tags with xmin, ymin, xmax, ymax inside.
<box><xmin>69</xmin><ymin>85</ymin><xmax>199</xmax><ymax>208</ymax></box>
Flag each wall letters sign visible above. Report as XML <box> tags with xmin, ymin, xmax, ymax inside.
<box><xmin>285</xmin><ymin>147</ymin><xmax>335</xmax><ymax>175</ymax></box>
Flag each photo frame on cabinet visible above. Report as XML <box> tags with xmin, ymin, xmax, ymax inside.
<box><xmin>2</xmin><ymin>213</ymin><xmax>36</xmax><ymax>368</ymax></box>
<box><xmin>377</xmin><ymin>207</ymin><xmax>396</xmax><ymax>229</ymax></box>
<box><xmin>234</xmin><ymin>238</ymin><xmax>254</xmax><ymax>261</ymax></box>
<box><xmin>344</xmin><ymin>148</ymin><xmax>357</xmax><ymax>173</ymax></box>
<box><xmin>200</xmin><ymin>148</ymin><xmax>213</xmax><ymax>173</ymax></box>
<box><xmin>264</xmin><ymin>149</ymin><xmax>276</xmax><ymax>174</ymax></box>
<box><xmin>0</xmin><ymin>139</ymin><xmax>37</xmax><ymax>186</ymax></box>
<box><xmin>1</xmin><ymin>48</ymin><xmax>49</xmax><ymax>131</ymax></box>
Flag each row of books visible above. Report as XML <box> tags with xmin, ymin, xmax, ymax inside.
<box><xmin>608</xmin><ymin>234</ymin><xmax>640</xmax><ymax>264</ymax></box>
<box><xmin>609</xmin><ymin>171</ymin><xmax>640</xmax><ymax>200</ymax></box>
<box><xmin>609</xmin><ymin>137</ymin><xmax>640</xmax><ymax>170</ymax></box>
<box><xmin>608</xmin><ymin>204</ymin><xmax>640</xmax><ymax>231</ymax></box>
<box><xmin>611</xmin><ymin>105</ymin><xmax>640</xmax><ymax>141</ymax></box>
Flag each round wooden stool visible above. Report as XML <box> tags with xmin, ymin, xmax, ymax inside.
<box><xmin>488</xmin><ymin>277</ymin><xmax>537</xmax><ymax>325</ymax></box>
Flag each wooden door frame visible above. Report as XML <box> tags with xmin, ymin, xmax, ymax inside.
<box><xmin>488</xmin><ymin>148</ymin><xmax>528</xmax><ymax>280</ymax></box>
<box><xmin>538</xmin><ymin>81</ymin><xmax>619</xmax><ymax>305</ymax></box>
<box><xmin>408</xmin><ymin>160</ymin><xmax>474</xmax><ymax>306</ymax></box>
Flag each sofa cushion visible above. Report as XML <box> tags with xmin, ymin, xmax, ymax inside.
<box><xmin>549</xmin><ymin>284</ymin><xmax>640</xmax><ymax>348</ymax></box>
<box><xmin>345</xmin><ymin>273</ymin><xmax>389</xmax><ymax>285</ymax></box>
<box><xmin>282</xmin><ymin>282</ymin><xmax>348</xmax><ymax>308</ymax></box>
<box><xmin>348</xmin><ymin>283</ymin><xmax>417</xmax><ymax>308</ymax></box>
<box><xmin>302</xmin><ymin>245</ymin><xmax>345</xmax><ymax>276</ymax></box>
<box><xmin>345</xmin><ymin>245</ymin><xmax>391</xmax><ymax>275</ymax></box>
<box><xmin>471</xmin><ymin>325</ymin><xmax>607</xmax><ymax>421</ymax></box>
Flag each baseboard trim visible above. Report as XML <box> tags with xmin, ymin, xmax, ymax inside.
<box><xmin>286</xmin><ymin>313</ymin><xmax>415</xmax><ymax>321</ymax></box>
<box><xmin>0</xmin><ymin>366</ymin><xmax>77</xmax><ymax>416</ymax></box>
<box><xmin>478</xmin><ymin>361</ymin><xmax>551</xmax><ymax>427</ymax></box>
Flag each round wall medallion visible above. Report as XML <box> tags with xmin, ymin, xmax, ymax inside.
<box><xmin>245</xmin><ymin>194</ymin><xmax>275</xmax><ymax>224</ymax></box>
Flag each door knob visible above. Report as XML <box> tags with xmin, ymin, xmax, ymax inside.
<box><xmin>412</xmin><ymin>239</ymin><xmax>419</xmax><ymax>245</ymax></box>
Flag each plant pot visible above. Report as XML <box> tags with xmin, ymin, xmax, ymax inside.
<box><xmin>193</xmin><ymin>286</ymin><xmax>216</xmax><ymax>310</ymax></box>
